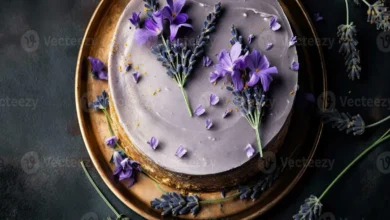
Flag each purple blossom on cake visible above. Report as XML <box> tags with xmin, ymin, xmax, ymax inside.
<box><xmin>291</xmin><ymin>61</ymin><xmax>299</xmax><ymax>71</ymax></box>
<box><xmin>135</xmin><ymin>13</ymin><xmax>164</xmax><ymax>44</ymax></box>
<box><xmin>244</xmin><ymin>144</ymin><xmax>255</xmax><ymax>158</ymax></box>
<box><xmin>222</xmin><ymin>109</ymin><xmax>231</xmax><ymax>118</ymax></box>
<box><xmin>314</xmin><ymin>12</ymin><xmax>323</xmax><ymax>22</ymax></box>
<box><xmin>205</xmin><ymin>119</ymin><xmax>213</xmax><ymax>130</ymax></box>
<box><xmin>129</xmin><ymin>12</ymin><xmax>141</xmax><ymax>28</ymax></box>
<box><xmin>147</xmin><ymin>137</ymin><xmax>159</xmax><ymax>150</ymax></box>
<box><xmin>175</xmin><ymin>145</ymin><xmax>187</xmax><ymax>158</ymax></box>
<box><xmin>88</xmin><ymin>56</ymin><xmax>108</xmax><ymax>80</ymax></box>
<box><xmin>266</xmin><ymin>43</ymin><xmax>273</xmax><ymax>50</ymax></box>
<box><xmin>248</xmin><ymin>34</ymin><xmax>255</xmax><ymax>44</ymax></box>
<box><xmin>194</xmin><ymin>104</ymin><xmax>205</xmax><ymax>116</ymax></box>
<box><xmin>269</xmin><ymin>16</ymin><xmax>281</xmax><ymax>31</ymax></box>
<box><xmin>203</xmin><ymin>56</ymin><xmax>213</xmax><ymax>67</ymax></box>
<box><xmin>132</xmin><ymin>72</ymin><xmax>140</xmax><ymax>83</ymax></box>
<box><xmin>289</xmin><ymin>36</ymin><xmax>297</xmax><ymax>48</ymax></box>
<box><xmin>215</xmin><ymin>42</ymin><xmax>247</xmax><ymax>91</ymax></box>
<box><xmin>161</xmin><ymin>0</ymin><xmax>193</xmax><ymax>40</ymax></box>
<box><xmin>112</xmin><ymin>151</ymin><xmax>141</xmax><ymax>187</ymax></box>
<box><xmin>210</xmin><ymin>93</ymin><xmax>219</xmax><ymax>105</ymax></box>
<box><xmin>105</xmin><ymin>136</ymin><xmax>118</xmax><ymax>148</ymax></box>
<box><xmin>245</xmin><ymin>49</ymin><xmax>278</xmax><ymax>92</ymax></box>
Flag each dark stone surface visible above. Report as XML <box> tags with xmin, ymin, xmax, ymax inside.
<box><xmin>0</xmin><ymin>0</ymin><xmax>389</xmax><ymax>219</ymax></box>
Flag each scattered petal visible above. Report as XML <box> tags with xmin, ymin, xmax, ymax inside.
<box><xmin>88</xmin><ymin>56</ymin><xmax>108</xmax><ymax>80</ymax></box>
<box><xmin>105</xmin><ymin>136</ymin><xmax>118</xmax><ymax>148</ymax></box>
<box><xmin>132</xmin><ymin>72</ymin><xmax>140</xmax><ymax>83</ymax></box>
<box><xmin>210</xmin><ymin>94</ymin><xmax>220</xmax><ymax>105</ymax></box>
<box><xmin>222</xmin><ymin>109</ymin><xmax>231</xmax><ymax>118</ymax></box>
<box><xmin>314</xmin><ymin>12</ymin><xmax>323</xmax><ymax>22</ymax></box>
<box><xmin>266</xmin><ymin>43</ymin><xmax>273</xmax><ymax>50</ymax></box>
<box><xmin>289</xmin><ymin>36</ymin><xmax>297</xmax><ymax>48</ymax></box>
<box><xmin>291</xmin><ymin>61</ymin><xmax>300</xmax><ymax>71</ymax></box>
<box><xmin>206</xmin><ymin>119</ymin><xmax>213</xmax><ymax>130</ymax></box>
<box><xmin>203</xmin><ymin>56</ymin><xmax>213</xmax><ymax>67</ymax></box>
<box><xmin>248</xmin><ymin>34</ymin><xmax>255</xmax><ymax>44</ymax></box>
<box><xmin>269</xmin><ymin>16</ymin><xmax>281</xmax><ymax>31</ymax></box>
<box><xmin>147</xmin><ymin>137</ymin><xmax>159</xmax><ymax>150</ymax></box>
<box><xmin>244</xmin><ymin>144</ymin><xmax>256</xmax><ymax>158</ymax></box>
<box><xmin>175</xmin><ymin>145</ymin><xmax>187</xmax><ymax>158</ymax></box>
<box><xmin>194</xmin><ymin>104</ymin><xmax>205</xmax><ymax>116</ymax></box>
<box><xmin>126</xmin><ymin>64</ymin><xmax>132</xmax><ymax>72</ymax></box>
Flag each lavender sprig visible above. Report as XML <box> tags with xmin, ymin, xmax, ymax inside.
<box><xmin>151</xmin><ymin>193</ymin><xmax>200</xmax><ymax>216</ymax></box>
<box><xmin>143</xmin><ymin>0</ymin><xmax>159</xmax><ymax>18</ymax></box>
<box><xmin>360</xmin><ymin>0</ymin><xmax>390</xmax><ymax>31</ymax></box>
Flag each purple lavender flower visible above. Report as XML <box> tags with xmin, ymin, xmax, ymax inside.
<box><xmin>203</xmin><ymin>56</ymin><xmax>213</xmax><ymax>67</ymax></box>
<box><xmin>222</xmin><ymin>109</ymin><xmax>231</xmax><ymax>118</ymax></box>
<box><xmin>205</xmin><ymin>119</ymin><xmax>213</xmax><ymax>130</ymax></box>
<box><xmin>289</xmin><ymin>36</ymin><xmax>297</xmax><ymax>48</ymax></box>
<box><xmin>244</xmin><ymin>144</ymin><xmax>255</xmax><ymax>158</ymax></box>
<box><xmin>215</xmin><ymin>42</ymin><xmax>247</xmax><ymax>91</ymax></box>
<box><xmin>245</xmin><ymin>49</ymin><xmax>278</xmax><ymax>92</ymax></box>
<box><xmin>248</xmin><ymin>34</ymin><xmax>255</xmax><ymax>44</ymax></box>
<box><xmin>90</xmin><ymin>90</ymin><xmax>109</xmax><ymax>110</ymax></box>
<box><xmin>266</xmin><ymin>43</ymin><xmax>273</xmax><ymax>50</ymax></box>
<box><xmin>135</xmin><ymin>13</ymin><xmax>163</xmax><ymax>44</ymax></box>
<box><xmin>161</xmin><ymin>0</ymin><xmax>193</xmax><ymax>40</ymax></box>
<box><xmin>88</xmin><ymin>56</ymin><xmax>108</xmax><ymax>80</ymax></box>
<box><xmin>291</xmin><ymin>61</ymin><xmax>299</xmax><ymax>71</ymax></box>
<box><xmin>209</xmin><ymin>71</ymin><xmax>222</xmax><ymax>83</ymax></box>
<box><xmin>269</xmin><ymin>16</ymin><xmax>281</xmax><ymax>31</ymax></box>
<box><xmin>210</xmin><ymin>93</ymin><xmax>219</xmax><ymax>105</ymax></box>
<box><xmin>113</xmin><ymin>152</ymin><xmax>141</xmax><ymax>187</ymax></box>
<box><xmin>194</xmin><ymin>104</ymin><xmax>205</xmax><ymax>116</ymax></box>
<box><xmin>129</xmin><ymin>12</ymin><xmax>141</xmax><ymax>28</ymax></box>
<box><xmin>105</xmin><ymin>136</ymin><xmax>118</xmax><ymax>148</ymax></box>
<box><xmin>147</xmin><ymin>137</ymin><xmax>159</xmax><ymax>150</ymax></box>
<box><xmin>314</xmin><ymin>12</ymin><xmax>323</xmax><ymax>22</ymax></box>
<box><xmin>175</xmin><ymin>145</ymin><xmax>187</xmax><ymax>158</ymax></box>
<box><xmin>132</xmin><ymin>72</ymin><xmax>140</xmax><ymax>83</ymax></box>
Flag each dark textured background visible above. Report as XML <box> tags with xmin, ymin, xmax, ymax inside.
<box><xmin>1</xmin><ymin>0</ymin><xmax>390</xmax><ymax>219</ymax></box>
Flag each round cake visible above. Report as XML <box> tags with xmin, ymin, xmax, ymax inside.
<box><xmin>108</xmin><ymin>0</ymin><xmax>298</xmax><ymax>191</ymax></box>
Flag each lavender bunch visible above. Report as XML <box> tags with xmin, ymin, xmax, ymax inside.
<box><xmin>151</xmin><ymin>193</ymin><xmax>200</xmax><ymax>216</ymax></box>
<box><xmin>338</xmin><ymin>0</ymin><xmax>362</xmax><ymax>80</ymax></box>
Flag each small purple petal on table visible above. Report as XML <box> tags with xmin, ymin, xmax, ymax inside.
<box><xmin>206</xmin><ymin>119</ymin><xmax>213</xmax><ymax>130</ymax></box>
<box><xmin>291</xmin><ymin>61</ymin><xmax>300</xmax><ymax>71</ymax></box>
<box><xmin>175</xmin><ymin>145</ymin><xmax>187</xmax><ymax>158</ymax></box>
<box><xmin>289</xmin><ymin>36</ymin><xmax>297</xmax><ymax>48</ymax></box>
<box><xmin>105</xmin><ymin>136</ymin><xmax>118</xmax><ymax>148</ymax></box>
<box><xmin>132</xmin><ymin>72</ymin><xmax>140</xmax><ymax>83</ymax></box>
<box><xmin>248</xmin><ymin>34</ymin><xmax>255</xmax><ymax>44</ymax></box>
<box><xmin>194</xmin><ymin>104</ymin><xmax>205</xmax><ymax>116</ymax></box>
<box><xmin>266</xmin><ymin>43</ymin><xmax>273</xmax><ymax>50</ymax></box>
<box><xmin>221</xmin><ymin>189</ymin><xmax>226</xmax><ymax>198</ymax></box>
<box><xmin>314</xmin><ymin>13</ymin><xmax>323</xmax><ymax>22</ymax></box>
<box><xmin>245</xmin><ymin>144</ymin><xmax>256</xmax><ymax>158</ymax></box>
<box><xmin>269</xmin><ymin>16</ymin><xmax>281</xmax><ymax>31</ymax></box>
<box><xmin>210</xmin><ymin>94</ymin><xmax>220</xmax><ymax>105</ymax></box>
<box><xmin>126</xmin><ymin>64</ymin><xmax>132</xmax><ymax>72</ymax></box>
<box><xmin>88</xmin><ymin>56</ymin><xmax>108</xmax><ymax>80</ymax></box>
<box><xmin>147</xmin><ymin>137</ymin><xmax>159</xmax><ymax>150</ymax></box>
<box><xmin>209</xmin><ymin>71</ymin><xmax>221</xmax><ymax>83</ymax></box>
<box><xmin>222</xmin><ymin>109</ymin><xmax>231</xmax><ymax>118</ymax></box>
<box><xmin>203</xmin><ymin>56</ymin><xmax>213</xmax><ymax>67</ymax></box>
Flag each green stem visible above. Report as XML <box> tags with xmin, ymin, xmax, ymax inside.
<box><xmin>345</xmin><ymin>0</ymin><xmax>350</xmax><ymax>24</ymax></box>
<box><xmin>154</xmin><ymin>182</ymin><xmax>167</xmax><ymax>193</ymax></box>
<box><xmin>179</xmin><ymin>85</ymin><xmax>193</xmax><ymax>117</ymax></box>
<box><xmin>366</xmin><ymin>115</ymin><xmax>390</xmax><ymax>128</ymax></box>
<box><xmin>80</xmin><ymin>161</ymin><xmax>120</xmax><ymax>218</ymax></box>
<box><xmin>103</xmin><ymin>108</ymin><xmax>114</xmax><ymax>136</ymax></box>
<box><xmin>199</xmin><ymin>192</ymin><xmax>241</xmax><ymax>204</ymax></box>
<box><xmin>361</xmin><ymin>0</ymin><xmax>371</xmax><ymax>7</ymax></box>
<box><xmin>318</xmin><ymin>131</ymin><xmax>390</xmax><ymax>200</ymax></box>
<box><xmin>255</xmin><ymin>127</ymin><xmax>263</xmax><ymax>158</ymax></box>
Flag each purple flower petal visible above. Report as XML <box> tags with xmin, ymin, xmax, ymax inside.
<box><xmin>147</xmin><ymin>137</ymin><xmax>159</xmax><ymax>150</ymax></box>
<box><xmin>222</xmin><ymin>109</ymin><xmax>231</xmax><ymax>118</ymax></box>
<box><xmin>270</xmin><ymin>16</ymin><xmax>281</xmax><ymax>31</ymax></box>
<box><xmin>132</xmin><ymin>72</ymin><xmax>140</xmax><ymax>83</ymax></box>
<box><xmin>314</xmin><ymin>13</ymin><xmax>323</xmax><ymax>22</ymax></box>
<box><xmin>291</xmin><ymin>61</ymin><xmax>300</xmax><ymax>71</ymax></box>
<box><xmin>169</xmin><ymin>23</ymin><xmax>193</xmax><ymax>41</ymax></box>
<box><xmin>248</xmin><ymin>34</ymin><xmax>255</xmax><ymax>44</ymax></box>
<box><xmin>173</xmin><ymin>0</ymin><xmax>186</xmax><ymax>14</ymax></box>
<box><xmin>134</xmin><ymin>28</ymin><xmax>157</xmax><ymax>45</ymax></box>
<box><xmin>205</xmin><ymin>119</ymin><xmax>213</xmax><ymax>130</ymax></box>
<box><xmin>105</xmin><ymin>136</ymin><xmax>118</xmax><ymax>148</ymax></box>
<box><xmin>245</xmin><ymin>144</ymin><xmax>256</xmax><ymax>158</ymax></box>
<box><xmin>203</xmin><ymin>56</ymin><xmax>213</xmax><ymax>67</ymax></box>
<box><xmin>112</xmin><ymin>151</ymin><xmax>123</xmax><ymax>167</ymax></box>
<box><xmin>232</xmin><ymin>71</ymin><xmax>244</xmax><ymax>91</ymax></box>
<box><xmin>175</xmin><ymin>145</ymin><xmax>187</xmax><ymax>158</ymax></box>
<box><xmin>88</xmin><ymin>56</ymin><xmax>108</xmax><ymax>80</ymax></box>
<box><xmin>209</xmin><ymin>71</ymin><xmax>221</xmax><ymax>83</ymax></box>
<box><xmin>289</xmin><ymin>36</ymin><xmax>297</xmax><ymax>48</ymax></box>
<box><xmin>174</xmin><ymin>13</ymin><xmax>188</xmax><ymax>24</ymax></box>
<box><xmin>210</xmin><ymin>93</ymin><xmax>220</xmax><ymax>105</ymax></box>
<box><xmin>266</xmin><ymin>43</ymin><xmax>273</xmax><ymax>50</ymax></box>
<box><xmin>129</xmin><ymin>12</ymin><xmax>141</xmax><ymax>28</ymax></box>
<box><xmin>245</xmin><ymin>50</ymin><xmax>278</xmax><ymax>91</ymax></box>
<box><xmin>134</xmin><ymin>15</ymin><xmax>163</xmax><ymax>44</ymax></box>
<box><xmin>194</xmin><ymin>104</ymin><xmax>205</xmax><ymax>116</ymax></box>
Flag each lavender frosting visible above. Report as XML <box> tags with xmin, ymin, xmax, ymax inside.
<box><xmin>108</xmin><ymin>0</ymin><xmax>298</xmax><ymax>175</ymax></box>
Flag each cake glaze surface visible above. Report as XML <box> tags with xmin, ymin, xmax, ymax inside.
<box><xmin>108</xmin><ymin>0</ymin><xmax>298</xmax><ymax>175</ymax></box>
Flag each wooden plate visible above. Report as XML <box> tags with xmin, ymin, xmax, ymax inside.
<box><xmin>75</xmin><ymin>0</ymin><xmax>327</xmax><ymax>219</ymax></box>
